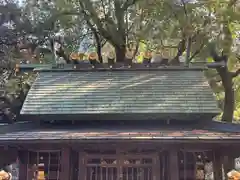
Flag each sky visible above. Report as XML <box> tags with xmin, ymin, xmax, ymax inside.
<box><xmin>17</xmin><ymin>0</ymin><xmax>24</xmax><ymax>6</ymax></box>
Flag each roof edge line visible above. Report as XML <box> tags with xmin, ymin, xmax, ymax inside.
<box><xmin>17</xmin><ymin>63</ymin><xmax>208</xmax><ymax>73</ymax></box>
<box><xmin>1</xmin><ymin>139</ymin><xmax>240</xmax><ymax>144</ymax></box>
<box><xmin>33</xmin><ymin>67</ymin><xmax>206</xmax><ymax>73</ymax></box>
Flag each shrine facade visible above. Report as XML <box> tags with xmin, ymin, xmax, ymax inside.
<box><xmin>0</xmin><ymin>64</ymin><xmax>240</xmax><ymax>180</ymax></box>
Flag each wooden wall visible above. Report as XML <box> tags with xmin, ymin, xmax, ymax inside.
<box><xmin>1</xmin><ymin>142</ymin><xmax>239</xmax><ymax>180</ymax></box>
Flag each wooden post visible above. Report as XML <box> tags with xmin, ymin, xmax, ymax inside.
<box><xmin>169</xmin><ymin>149</ymin><xmax>179</xmax><ymax>180</ymax></box>
<box><xmin>70</xmin><ymin>150</ymin><xmax>79</xmax><ymax>180</ymax></box>
<box><xmin>0</xmin><ymin>147</ymin><xmax>18</xmax><ymax>168</ymax></box>
<box><xmin>153</xmin><ymin>153</ymin><xmax>160</xmax><ymax>180</ymax></box>
<box><xmin>18</xmin><ymin>151</ymin><xmax>28</xmax><ymax>180</ymax></box>
<box><xmin>60</xmin><ymin>147</ymin><xmax>71</xmax><ymax>180</ymax></box>
<box><xmin>27</xmin><ymin>163</ymin><xmax>35</xmax><ymax>180</ymax></box>
<box><xmin>78</xmin><ymin>152</ymin><xmax>85</xmax><ymax>180</ymax></box>
<box><xmin>223</xmin><ymin>155</ymin><xmax>235</xmax><ymax>179</ymax></box>
<box><xmin>213</xmin><ymin>150</ymin><xmax>222</xmax><ymax>180</ymax></box>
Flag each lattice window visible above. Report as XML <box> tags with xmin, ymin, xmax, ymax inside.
<box><xmin>178</xmin><ymin>151</ymin><xmax>214</xmax><ymax>180</ymax></box>
<box><xmin>121</xmin><ymin>158</ymin><xmax>153</xmax><ymax>180</ymax></box>
<box><xmin>82</xmin><ymin>151</ymin><xmax>158</xmax><ymax>180</ymax></box>
<box><xmin>86</xmin><ymin>157</ymin><xmax>117</xmax><ymax>180</ymax></box>
<box><xmin>27</xmin><ymin>151</ymin><xmax>61</xmax><ymax>180</ymax></box>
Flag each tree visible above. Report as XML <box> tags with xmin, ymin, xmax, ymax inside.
<box><xmin>80</xmin><ymin>0</ymin><xmax>143</xmax><ymax>62</ymax></box>
<box><xmin>0</xmin><ymin>0</ymin><xmax>52</xmax><ymax>123</ymax></box>
<box><xmin>1</xmin><ymin>0</ymin><xmax>239</xmax><ymax>125</ymax></box>
<box><xmin>206</xmin><ymin>0</ymin><xmax>240</xmax><ymax>122</ymax></box>
<box><xmin>143</xmin><ymin>0</ymin><xmax>240</xmax><ymax>122</ymax></box>
<box><xmin>135</xmin><ymin>0</ymin><xmax>211</xmax><ymax>64</ymax></box>
<box><xmin>44</xmin><ymin>0</ymin><xmax>140</xmax><ymax>62</ymax></box>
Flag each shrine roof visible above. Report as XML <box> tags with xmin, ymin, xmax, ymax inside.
<box><xmin>19</xmin><ymin>64</ymin><xmax>220</xmax><ymax>121</ymax></box>
<box><xmin>0</xmin><ymin>121</ymin><xmax>240</xmax><ymax>143</ymax></box>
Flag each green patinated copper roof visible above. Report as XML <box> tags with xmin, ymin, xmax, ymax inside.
<box><xmin>20</xmin><ymin>69</ymin><xmax>220</xmax><ymax>119</ymax></box>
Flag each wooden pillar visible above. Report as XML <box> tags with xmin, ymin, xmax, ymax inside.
<box><xmin>70</xmin><ymin>150</ymin><xmax>79</xmax><ymax>180</ymax></box>
<box><xmin>223</xmin><ymin>155</ymin><xmax>235</xmax><ymax>179</ymax></box>
<box><xmin>60</xmin><ymin>147</ymin><xmax>71</xmax><ymax>180</ymax></box>
<box><xmin>78</xmin><ymin>152</ymin><xmax>86</xmax><ymax>180</ymax></box>
<box><xmin>0</xmin><ymin>147</ymin><xmax>18</xmax><ymax>168</ymax></box>
<box><xmin>153</xmin><ymin>153</ymin><xmax>160</xmax><ymax>180</ymax></box>
<box><xmin>168</xmin><ymin>149</ymin><xmax>179</xmax><ymax>180</ymax></box>
<box><xmin>213</xmin><ymin>150</ymin><xmax>223</xmax><ymax>180</ymax></box>
<box><xmin>27</xmin><ymin>163</ymin><xmax>35</xmax><ymax>180</ymax></box>
<box><xmin>18</xmin><ymin>151</ymin><xmax>28</xmax><ymax>180</ymax></box>
<box><xmin>215</xmin><ymin>147</ymin><xmax>236</xmax><ymax>179</ymax></box>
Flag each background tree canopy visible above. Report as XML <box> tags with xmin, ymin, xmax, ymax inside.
<box><xmin>0</xmin><ymin>0</ymin><xmax>239</xmax><ymax>123</ymax></box>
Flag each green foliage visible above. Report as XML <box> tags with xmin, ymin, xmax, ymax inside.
<box><xmin>5</xmin><ymin>73</ymin><xmax>36</xmax><ymax>95</ymax></box>
<box><xmin>1</xmin><ymin>0</ymin><xmax>239</xmax><ymax>121</ymax></box>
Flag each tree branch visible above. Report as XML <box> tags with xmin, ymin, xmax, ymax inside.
<box><xmin>228</xmin><ymin>0</ymin><xmax>238</xmax><ymax>7</ymax></box>
<box><xmin>231</xmin><ymin>69</ymin><xmax>240</xmax><ymax>78</ymax></box>
<box><xmin>100</xmin><ymin>0</ymin><xmax>107</xmax><ymax>18</ymax></box>
<box><xmin>188</xmin><ymin>43</ymin><xmax>205</xmax><ymax>62</ymax></box>
<box><xmin>237</xmin><ymin>55</ymin><xmax>240</xmax><ymax>61</ymax></box>
<box><xmin>0</xmin><ymin>5</ymin><xmax>21</xmax><ymax>16</ymax></box>
<box><xmin>79</xmin><ymin>0</ymin><xmax>121</xmax><ymax>46</ymax></box>
<box><xmin>209</xmin><ymin>42</ymin><xmax>222</xmax><ymax>62</ymax></box>
<box><xmin>165</xmin><ymin>2</ymin><xmax>181</xmax><ymax>22</ymax></box>
<box><xmin>79</xmin><ymin>1</ymin><xmax>107</xmax><ymax>35</ymax></box>
<box><xmin>122</xmin><ymin>0</ymin><xmax>139</xmax><ymax>11</ymax></box>
<box><xmin>180</xmin><ymin>0</ymin><xmax>188</xmax><ymax>18</ymax></box>
<box><xmin>114</xmin><ymin>0</ymin><xmax>125</xmax><ymax>35</ymax></box>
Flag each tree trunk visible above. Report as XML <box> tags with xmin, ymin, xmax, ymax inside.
<box><xmin>115</xmin><ymin>45</ymin><xmax>126</xmax><ymax>62</ymax></box>
<box><xmin>90</xmin><ymin>24</ymin><xmax>103</xmax><ymax>63</ymax></box>
<box><xmin>210</xmin><ymin>47</ymin><xmax>235</xmax><ymax>123</ymax></box>
<box><xmin>96</xmin><ymin>43</ymin><xmax>103</xmax><ymax>63</ymax></box>
<box><xmin>133</xmin><ymin>42</ymin><xmax>139</xmax><ymax>60</ymax></box>
<box><xmin>218</xmin><ymin>68</ymin><xmax>234</xmax><ymax>122</ymax></box>
<box><xmin>93</xmin><ymin>32</ymin><xmax>103</xmax><ymax>63</ymax></box>
<box><xmin>55</xmin><ymin>47</ymin><xmax>70</xmax><ymax>64</ymax></box>
<box><xmin>185</xmin><ymin>37</ymin><xmax>192</xmax><ymax>64</ymax></box>
<box><xmin>170</xmin><ymin>39</ymin><xmax>186</xmax><ymax>65</ymax></box>
<box><xmin>51</xmin><ymin>39</ymin><xmax>70</xmax><ymax>64</ymax></box>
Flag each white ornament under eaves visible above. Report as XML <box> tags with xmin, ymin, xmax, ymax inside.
<box><xmin>179</xmin><ymin>55</ymin><xmax>185</xmax><ymax>63</ymax></box>
<box><xmin>204</xmin><ymin>162</ymin><xmax>213</xmax><ymax>180</ymax></box>
<box><xmin>235</xmin><ymin>157</ymin><xmax>240</xmax><ymax>170</ymax></box>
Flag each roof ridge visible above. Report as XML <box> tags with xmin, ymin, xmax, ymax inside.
<box><xmin>17</xmin><ymin>63</ymin><xmax>208</xmax><ymax>73</ymax></box>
